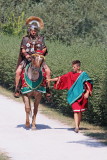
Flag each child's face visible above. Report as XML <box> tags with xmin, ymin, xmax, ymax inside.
<box><xmin>72</xmin><ymin>64</ymin><xmax>80</xmax><ymax>72</ymax></box>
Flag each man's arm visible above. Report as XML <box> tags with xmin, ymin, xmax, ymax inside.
<box><xmin>47</xmin><ymin>77</ymin><xmax>59</xmax><ymax>82</ymax></box>
<box><xmin>20</xmin><ymin>37</ymin><xmax>31</xmax><ymax>60</ymax></box>
<box><xmin>21</xmin><ymin>48</ymin><xmax>31</xmax><ymax>60</ymax></box>
<box><xmin>39</xmin><ymin>36</ymin><xmax>48</xmax><ymax>56</ymax></box>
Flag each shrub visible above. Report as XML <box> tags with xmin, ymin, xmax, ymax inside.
<box><xmin>1</xmin><ymin>0</ymin><xmax>107</xmax><ymax>44</ymax></box>
<box><xmin>0</xmin><ymin>34</ymin><xmax>107</xmax><ymax>126</ymax></box>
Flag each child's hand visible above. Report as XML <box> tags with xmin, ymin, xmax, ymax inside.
<box><xmin>84</xmin><ymin>91</ymin><xmax>89</xmax><ymax>99</ymax></box>
<box><xmin>46</xmin><ymin>79</ymin><xmax>51</xmax><ymax>83</ymax></box>
<box><xmin>46</xmin><ymin>78</ymin><xmax>58</xmax><ymax>82</ymax></box>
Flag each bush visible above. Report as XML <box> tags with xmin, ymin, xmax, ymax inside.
<box><xmin>1</xmin><ymin>0</ymin><xmax>107</xmax><ymax>44</ymax></box>
<box><xmin>0</xmin><ymin>34</ymin><xmax>107</xmax><ymax>126</ymax></box>
<box><xmin>0</xmin><ymin>34</ymin><xmax>20</xmax><ymax>89</ymax></box>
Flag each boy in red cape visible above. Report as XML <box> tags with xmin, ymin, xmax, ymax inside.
<box><xmin>47</xmin><ymin>60</ymin><xmax>93</xmax><ymax>133</ymax></box>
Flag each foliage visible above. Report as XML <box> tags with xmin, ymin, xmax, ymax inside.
<box><xmin>1</xmin><ymin>12</ymin><xmax>25</xmax><ymax>35</ymax></box>
<box><xmin>0</xmin><ymin>152</ymin><xmax>10</xmax><ymax>160</ymax></box>
<box><xmin>0</xmin><ymin>34</ymin><xmax>19</xmax><ymax>89</ymax></box>
<box><xmin>0</xmin><ymin>34</ymin><xmax>107</xmax><ymax>126</ymax></box>
<box><xmin>0</xmin><ymin>0</ymin><xmax>107</xmax><ymax>44</ymax></box>
<box><xmin>0</xmin><ymin>152</ymin><xmax>9</xmax><ymax>160</ymax></box>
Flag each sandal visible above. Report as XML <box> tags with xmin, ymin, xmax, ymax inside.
<box><xmin>45</xmin><ymin>87</ymin><xmax>52</xmax><ymax>101</ymax></box>
<box><xmin>74</xmin><ymin>128</ymin><xmax>79</xmax><ymax>133</ymax></box>
<box><xmin>14</xmin><ymin>88</ymin><xmax>20</xmax><ymax>98</ymax></box>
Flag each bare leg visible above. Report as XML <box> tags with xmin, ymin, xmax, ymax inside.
<box><xmin>74</xmin><ymin>112</ymin><xmax>81</xmax><ymax>133</ymax></box>
<box><xmin>32</xmin><ymin>92</ymin><xmax>42</xmax><ymax>129</ymax></box>
<box><xmin>22</xmin><ymin>95</ymin><xmax>31</xmax><ymax>128</ymax></box>
<box><xmin>14</xmin><ymin>65</ymin><xmax>22</xmax><ymax>98</ymax></box>
<box><xmin>78</xmin><ymin>112</ymin><xmax>82</xmax><ymax>128</ymax></box>
<box><xmin>43</xmin><ymin>63</ymin><xmax>51</xmax><ymax>88</ymax></box>
<box><xmin>45</xmin><ymin>68</ymin><xmax>51</xmax><ymax>87</ymax></box>
<box><xmin>45</xmin><ymin>67</ymin><xmax>52</xmax><ymax>101</ymax></box>
<box><xmin>74</xmin><ymin>113</ymin><xmax>79</xmax><ymax>128</ymax></box>
<box><xmin>15</xmin><ymin>65</ymin><xmax>22</xmax><ymax>89</ymax></box>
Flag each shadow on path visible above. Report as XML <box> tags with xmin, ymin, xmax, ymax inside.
<box><xmin>36</xmin><ymin>124</ymin><xmax>52</xmax><ymax>130</ymax></box>
<box><xmin>53</xmin><ymin>127</ymin><xmax>74</xmax><ymax>131</ymax></box>
<box><xmin>16</xmin><ymin>124</ymin><xmax>30</xmax><ymax>130</ymax></box>
<box><xmin>16</xmin><ymin>124</ymin><xmax>52</xmax><ymax>130</ymax></box>
<box><xmin>16</xmin><ymin>125</ymin><xmax>89</xmax><ymax>132</ymax></box>
<box><xmin>67</xmin><ymin>140</ymin><xmax>106</xmax><ymax>148</ymax></box>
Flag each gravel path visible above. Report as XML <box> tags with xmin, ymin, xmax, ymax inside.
<box><xmin>0</xmin><ymin>95</ymin><xmax>107</xmax><ymax>160</ymax></box>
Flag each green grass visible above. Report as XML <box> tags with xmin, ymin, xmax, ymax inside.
<box><xmin>0</xmin><ymin>152</ymin><xmax>10</xmax><ymax>160</ymax></box>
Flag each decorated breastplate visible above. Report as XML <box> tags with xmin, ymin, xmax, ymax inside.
<box><xmin>25</xmin><ymin>36</ymin><xmax>44</xmax><ymax>55</ymax></box>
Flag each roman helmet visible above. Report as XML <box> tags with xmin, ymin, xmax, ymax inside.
<box><xmin>26</xmin><ymin>16</ymin><xmax>44</xmax><ymax>33</ymax></box>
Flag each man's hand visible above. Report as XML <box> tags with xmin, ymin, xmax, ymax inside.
<box><xmin>26</xmin><ymin>55</ymin><xmax>31</xmax><ymax>61</ymax></box>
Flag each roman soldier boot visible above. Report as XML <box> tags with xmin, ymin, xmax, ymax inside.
<box><xmin>14</xmin><ymin>87</ymin><xmax>20</xmax><ymax>98</ymax></box>
<box><xmin>14</xmin><ymin>80</ymin><xmax>21</xmax><ymax>98</ymax></box>
<box><xmin>46</xmin><ymin>86</ymin><xmax>52</xmax><ymax>102</ymax></box>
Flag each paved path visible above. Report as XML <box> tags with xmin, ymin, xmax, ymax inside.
<box><xmin>0</xmin><ymin>95</ymin><xmax>107</xmax><ymax>160</ymax></box>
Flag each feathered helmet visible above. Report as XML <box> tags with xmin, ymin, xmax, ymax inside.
<box><xmin>26</xmin><ymin>16</ymin><xmax>44</xmax><ymax>33</ymax></box>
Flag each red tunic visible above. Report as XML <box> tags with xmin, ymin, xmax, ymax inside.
<box><xmin>54</xmin><ymin>72</ymin><xmax>92</xmax><ymax>112</ymax></box>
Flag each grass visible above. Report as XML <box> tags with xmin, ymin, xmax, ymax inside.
<box><xmin>0</xmin><ymin>86</ymin><xmax>107</xmax><ymax>145</ymax></box>
<box><xmin>0</xmin><ymin>152</ymin><xmax>10</xmax><ymax>160</ymax></box>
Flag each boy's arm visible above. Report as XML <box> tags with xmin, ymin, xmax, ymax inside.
<box><xmin>47</xmin><ymin>77</ymin><xmax>60</xmax><ymax>90</ymax></box>
<box><xmin>85</xmin><ymin>81</ymin><xmax>93</xmax><ymax>96</ymax></box>
<box><xmin>48</xmin><ymin>73</ymin><xmax>69</xmax><ymax>90</ymax></box>
<box><xmin>84</xmin><ymin>81</ymin><xmax>93</xmax><ymax>99</ymax></box>
<box><xmin>84</xmin><ymin>90</ymin><xmax>90</xmax><ymax>99</ymax></box>
<box><xmin>47</xmin><ymin>77</ymin><xmax>59</xmax><ymax>82</ymax></box>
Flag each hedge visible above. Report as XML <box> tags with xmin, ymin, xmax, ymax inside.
<box><xmin>0</xmin><ymin>34</ymin><xmax>107</xmax><ymax>126</ymax></box>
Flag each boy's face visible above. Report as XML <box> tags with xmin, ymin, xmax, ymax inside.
<box><xmin>72</xmin><ymin>64</ymin><xmax>80</xmax><ymax>72</ymax></box>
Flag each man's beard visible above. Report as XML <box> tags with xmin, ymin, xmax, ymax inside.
<box><xmin>30</xmin><ymin>34</ymin><xmax>36</xmax><ymax>38</ymax></box>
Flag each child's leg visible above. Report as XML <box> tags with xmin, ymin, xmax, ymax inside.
<box><xmin>74</xmin><ymin>112</ymin><xmax>79</xmax><ymax>129</ymax></box>
<box><xmin>74</xmin><ymin>112</ymin><xmax>82</xmax><ymax>133</ymax></box>
<box><xmin>72</xmin><ymin>101</ymin><xmax>83</xmax><ymax>132</ymax></box>
<box><xmin>78</xmin><ymin>112</ymin><xmax>82</xmax><ymax>128</ymax></box>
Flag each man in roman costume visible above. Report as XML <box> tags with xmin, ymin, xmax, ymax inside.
<box><xmin>14</xmin><ymin>16</ymin><xmax>51</xmax><ymax>98</ymax></box>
